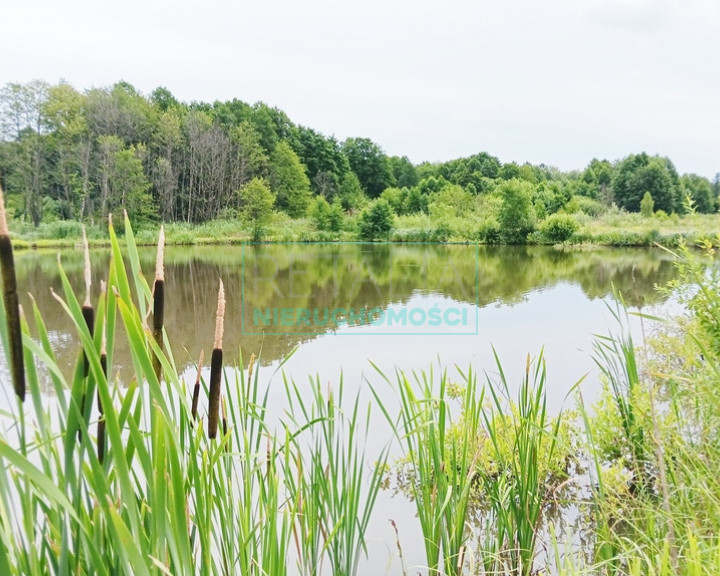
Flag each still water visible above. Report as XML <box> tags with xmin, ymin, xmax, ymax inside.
<box><xmin>8</xmin><ymin>243</ymin><xmax>677</xmax><ymax>394</ymax></box>
<box><xmin>3</xmin><ymin>243</ymin><xmax>681</xmax><ymax>573</ymax></box>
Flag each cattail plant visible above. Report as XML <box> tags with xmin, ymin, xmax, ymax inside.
<box><xmin>0</xmin><ymin>181</ymin><xmax>25</xmax><ymax>401</ymax></box>
<box><xmin>151</xmin><ymin>226</ymin><xmax>165</xmax><ymax>381</ymax></box>
<box><xmin>76</xmin><ymin>229</ymin><xmax>95</xmax><ymax>441</ymax></box>
<box><xmin>191</xmin><ymin>349</ymin><xmax>204</xmax><ymax>424</ymax></box>
<box><xmin>97</xmin><ymin>280</ymin><xmax>107</xmax><ymax>463</ymax></box>
<box><xmin>81</xmin><ymin>227</ymin><xmax>95</xmax><ymax>374</ymax></box>
<box><xmin>208</xmin><ymin>279</ymin><xmax>225</xmax><ymax>439</ymax></box>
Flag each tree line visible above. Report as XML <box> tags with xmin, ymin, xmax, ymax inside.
<box><xmin>1</xmin><ymin>79</ymin><xmax>718</xmax><ymax>229</ymax></box>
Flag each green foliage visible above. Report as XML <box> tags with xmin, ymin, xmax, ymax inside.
<box><xmin>613</xmin><ymin>153</ymin><xmax>680</xmax><ymax>213</ymax></box>
<box><xmin>379</xmin><ymin>186</ymin><xmax>406</xmax><ymax>214</ymax></box>
<box><xmin>290</xmin><ymin>125</ymin><xmax>348</xmax><ymax>194</ymax></box>
<box><xmin>239</xmin><ymin>177</ymin><xmax>275</xmax><ymax>241</ymax></box>
<box><xmin>477</xmin><ymin>218</ymin><xmax>502</xmax><ymax>243</ymax></box>
<box><xmin>388</xmin><ymin>155</ymin><xmax>418</xmax><ymax>188</ymax></box>
<box><xmin>481</xmin><ymin>351</ymin><xmax>572</xmax><ymax>576</ymax></box>
<box><xmin>497</xmin><ymin>179</ymin><xmax>536</xmax><ymax>243</ymax></box>
<box><xmin>379</xmin><ymin>364</ymin><xmax>484</xmax><ymax>576</ymax></box>
<box><xmin>402</xmin><ymin>185</ymin><xmax>428</xmax><ymax>214</ymax></box>
<box><xmin>565</xmin><ymin>194</ymin><xmax>605</xmax><ymax>217</ymax></box>
<box><xmin>428</xmin><ymin>183</ymin><xmax>474</xmax><ymax>219</ymax></box>
<box><xmin>640</xmin><ymin>191</ymin><xmax>655</xmax><ymax>217</ymax></box>
<box><xmin>341</xmin><ymin>137</ymin><xmax>394</xmax><ymax>198</ymax></box>
<box><xmin>358</xmin><ymin>198</ymin><xmax>394</xmax><ymax>240</ymax></box>
<box><xmin>309</xmin><ymin>196</ymin><xmax>343</xmax><ymax>232</ymax></box>
<box><xmin>681</xmin><ymin>190</ymin><xmax>697</xmax><ymax>215</ymax></box>
<box><xmin>681</xmin><ymin>173</ymin><xmax>715</xmax><ymax>214</ymax></box>
<box><xmin>269</xmin><ymin>141</ymin><xmax>311</xmax><ymax>218</ymax></box>
<box><xmin>337</xmin><ymin>171</ymin><xmax>366</xmax><ymax>213</ymax></box>
<box><xmin>539</xmin><ymin>213</ymin><xmax>579</xmax><ymax>243</ymax></box>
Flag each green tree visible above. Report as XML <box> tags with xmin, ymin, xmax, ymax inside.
<box><xmin>239</xmin><ymin>177</ymin><xmax>275</xmax><ymax>241</ymax></box>
<box><xmin>580</xmin><ymin>158</ymin><xmax>614</xmax><ymax>203</ymax></box>
<box><xmin>358</xmin><ymin>198</ymin><xmax>394</xmax><ymax>240</ymax></box>
<box><xmin>680</xmin><ymin>174</ymin><xmax>715</xmax><ymax>214</ymax></box>
<box><xmin>342</xmin><ymin>137</ymin><xmax>394</xmax><ymax>198</ymax></box>
<box><xmin>269</xmin><ymin>141</ymin><xmax>311</xmax><ymax>218</ymax></box>
<box><xmin>105</xmin><ymin>143</ymin><xmax>154</xmax><ymax>223</ymax></box>
<box><xmin>310</xmin><ymin>196</ymin><xmax>343</xmax><ymax>232</ymax></box>
<box><xmin>291</xmin><ymin>126</ymin><xmax>348</xmax><ymax>195</ymax></box>
<box><xmin>389</xmin><ymin>155</ymin><xmax>419</xmax><ymax>188</ymax></box>
<box><xmin>43</xmin><ymin>82</ymin><xmax>90</xmax><ymax>219</ymax></box>
<box><xmin>428</xmin><ymin>183</ymin><xmax>474</xmax><ymax>219</ymax></box>
<box><xmin>0</xmin><ymin>80</ymin><xmax>50</xmax><ymax>225</ymax></box>
<box><xmin>497</xmin><ymin>179</ymin><xmax>536</xmax><ymax>243</ymax></box>
<box><xmin>613</xmin><ymin>153</ymin><xmax>679</xmax><ymax>213</ymax></box>
<box><xmin>337</xmin><ymin>171</ymin><xmax>366</xmax><ymax>212</ymax></box>
<box><xmin>379</xmin><ymin>187</ymin><xmax>407</xmax><ymax>215</ymax></box>
<box><xmin>640</xmin><ymin>192</ymin><xmax>654</xmax><ymax>217</ymax></box>
<box><xmin>231</xmin><ymin>120</ymin><xmax>269</xmax><ymax>188</ymax></box>
<box><xmin>402</xmin><ymin>186</ymin><xmax>428</xmax><ymax>214</ymax></box>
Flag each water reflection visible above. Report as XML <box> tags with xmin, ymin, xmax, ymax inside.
<box><xmin>8</xmin><ymin>244</ymin><xmax>678</xmax><ymax>380</ymax></box>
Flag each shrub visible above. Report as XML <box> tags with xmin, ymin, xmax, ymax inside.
<box><xmin>497</xmin><ymin>179</ymin><xmax>536</xmax><ymax>243</ymax></box>
<box><xmin>477</xmin><ymin>218</ymin><xmax>502</xmax><ymax>244</ymax></box>
<box><xmin>539</xmin><ymin>213</ymin><xmax>580</xmax><ymax>243</ymax></box>
<box><xmin>640</xmin><ymin>192</ymin><xmax>654</xmax><ymax>217</ymax></box>
<box><xmin>358</xmin><ymin>199</ymin><xmax>394</xmax><ymax>241</ymax></box>
<box><xmin>565</xmin><ymin>195</ymin><xmax>605</xmax><ymax>217</ymax></box>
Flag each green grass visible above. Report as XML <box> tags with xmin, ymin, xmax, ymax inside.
<box><xmin>7</xmin><ymin>209</ymin><xmax>720</xmax><ymax>249</ymax></box>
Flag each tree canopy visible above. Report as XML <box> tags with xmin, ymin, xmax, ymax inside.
<box><xmin>0</xmin><ymin>79</ymin><xmax>715</xmax><ymax>230</ymax></box>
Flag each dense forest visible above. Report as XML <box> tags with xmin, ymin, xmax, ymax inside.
<box><xmin>1</xmin><ymin>79</ymin><xmax>718</xmax><ymax>240</ymax></box>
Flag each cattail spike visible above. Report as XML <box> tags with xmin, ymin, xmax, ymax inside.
<box><xmin>155</xmin><ymin>226</ymin><xmax>165</xmax><ymax>282</ymax></box>
<box><xmin>208</xmin><ymin>348</ymin><xmax>223</xmax><ymax>438</ymax></box>
<box><xmin>214</xmin><ymin>279</ymin><xmax>225</xmax><ymax>350</ymax></box>
<box><xmin>208</xmin><ymin>280</ymin><xmax>225</xmax><ymax>439</ymax></box>
<box><xmin>97</xmin><ymin>419</ymin><xmax>106</xmax><ymax>463</ymax></box>
<box><xmin>221</xmin><ymin>394</ymin><xmax>228</xmax><ymax>448</ymax></box>
<box><xmin>151</xmin><ymin>227</ymin><xmax>166</xmax><ymax>381</ymax></box>
<box><xmin>0</xmin><ymin>181</ymin><xmax>25</xmax><ymax>401</ymax></box>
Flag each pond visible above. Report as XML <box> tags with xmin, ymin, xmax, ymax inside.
<box><xmin>3</xmin><ymin>242</ymin><xmax>681</xmax><ymax>574</ymax></box>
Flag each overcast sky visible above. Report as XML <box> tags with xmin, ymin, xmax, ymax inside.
<box><xmin>1</xmin><ymin>0</ymin><xmax>718</xmax><ymax>177</ymax></box>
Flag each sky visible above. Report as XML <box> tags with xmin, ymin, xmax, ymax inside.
<box><xmin>1</xmin><ymin>0</ymin><xmax>718</xmax><ymax>177</ymax></box>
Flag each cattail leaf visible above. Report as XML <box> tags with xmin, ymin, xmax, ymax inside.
<box><xmin>122</xmin><ymin>211</ymin><xmax>152</xmax><ymax>319</ymax></box>
<box><xmin>106</xmin><ymin>504</ymin><xmax>153</xmax><ymax>576</ymax></box>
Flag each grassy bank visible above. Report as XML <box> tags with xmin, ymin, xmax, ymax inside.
<box><xmin>1</xmin><ymin>214</ymin><xmax>720</xmax><ymax>574</ymax></box>
<box><xmin>6</xmin><ymin>209</ymin><xmax>720</xmax><ymax>250</ymax></box>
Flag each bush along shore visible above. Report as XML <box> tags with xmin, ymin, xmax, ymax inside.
<box><xmin>2</xmin><ymin>205</ymin><xmax>720</xmax><ymax>574</ymax></box>
<box><xmin>6</xmin><ymin>209</ymin><xmax>720</xmax><ymax>250</ymax></box>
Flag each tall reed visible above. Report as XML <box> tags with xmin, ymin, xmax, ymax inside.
<box><xmin>284</xmin><ymin>374</ymin><xmax>389</xmax><ymax>576</ymax></box>
<box><xmin>481</xmin><ymin>350</ymin><xmax>566</xmax><ymax>576</ymax></box>
<box><xmin>373</xmin><ymin>363</ymin><xmax>483</xmax><ymax>576</ymax></box>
